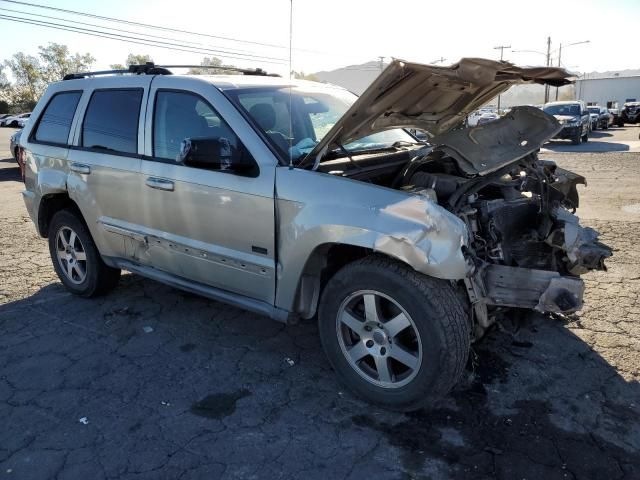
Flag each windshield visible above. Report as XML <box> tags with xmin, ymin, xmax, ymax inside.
<box><xmin>225</xmin><ymin>85</ymin><xmax>417</xmax><ymax>164</ymax></box>
<box><xmin>543</xmin><ymin>104</ymin><xmax>581</xmax><ymax>116</ymax></box>
<box><xmin>588</xmin><ymin>107</ymin><xmax>600</xmax><ymax>114</ymax></box>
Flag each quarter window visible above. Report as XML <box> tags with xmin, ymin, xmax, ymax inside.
<box><xmin>34</xmin><ymin>91</ymin><xmax>82</xmax><ymax>145</ymax></box>
<box><xmin>82</xmin><ymin>89</ymin><xmax>142</xmax><ymax>154</ymax></box>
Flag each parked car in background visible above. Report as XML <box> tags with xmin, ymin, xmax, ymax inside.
<box><xmin>608</xmin><ymin>108</ymin><xmax>622</xmax><ymax>127</ymax></box>
<box><xmin>10</xmin><ymin>129</ymin><xmax>22</xmax><ymax>162</ymax></box>
<box><xmin>477</xmin><ymin>111</ymin><xmax>500</xmax><ymax>125</ymax></box>
<box><xmin>587</xmin><ymin>107</ymin><xmax>599</xmax><ymax>130</ymax></box>
<box><xmin>17</xmin><ymin>117</ymin><xmax>29</xmax><ymax>128</ymax></box>
<box><xmin>467</xmin><ymin>107</ymin><xmax>497</xmax><ymax>126</ymax></box>
<box><xmin>1</xmin><ymin>112</ymin><xmax>31</xmax><ymax>127</ymax></box>
<box><xmin>0</xmin><ymin>114</ymin><xmax>12</xmax><ymax>123</ymax></box>
<box><xmin>543</xmin><ymin>101</ymin><xmax>590</xmax><ymax>144</ymax></box>
<box><xmin>621</xmin><ymin>102</ymin><xmax>640</xmax><ymax>125</ymax></box>
<box><xmin>587</xmin><ymin>106</ymin><xmax>612</xmax><ymax>130</ymax></box>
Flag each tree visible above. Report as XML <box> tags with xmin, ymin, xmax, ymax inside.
<box><xmin>187</xmin><ymin>57</ymin><xmax>238</xmax><ymax>75</ymax></box>
<box><xmin>38</xmin><ymin>43</ymin><xmax>94</xmax><ymax>84</ymax></box>
<box><xmin>110</xmin><ymin>53</ymin><xmax>154</xmax><ymax>70</ymax></box>
<box><xmin>0</xmin><ymin>66</ymin><xmax>10</xmax><ymax>112</ymax></box>
<box><xmin>3</xmin><ymin>43</ymin><xmax>94</xmax><ymax>110</ymax></box>
<box><xmin>292</xmin><ymin>70</ymin><xmax>318</xmax><ymax>81</ymax></box>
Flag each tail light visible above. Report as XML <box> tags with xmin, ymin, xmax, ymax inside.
<box><xmin>17</xmin><ymin>146</ymin><xmax>26</xmax><ymax>182</ymax></box>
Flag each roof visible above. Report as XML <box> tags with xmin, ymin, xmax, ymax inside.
<box><xmin>543</xmin><ymin>100</ymin><xmax>583</xmax><ymax>106</ymax></box>
<box><xmin>199</xmin><ymin>74</ymin><xmax>346</xmax><ymax>91</ymax></box>
<box><xmin>52</xmin><ymin>70</ymin><xmax>348</xmax><ymax>94</ymax></box>
<box><xmin>576</xmin><ymin>75</ymin><xmax>640</xmax><ymax>82</ymax></box>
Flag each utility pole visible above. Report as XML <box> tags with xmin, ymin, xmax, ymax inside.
<box><xmin>378</xmin><ymin>56</ymin><xmax>385</xmax><ymax>72</ymax></box>
<box><xmin>544</xmin><ymin>36</ymin><xmax>551</xmax><ymax>103</ymax></box>
<box><xmin>555</xmin><ymin>43</ymin><xmax>563</xmax><ymax>101</ymax></box>
<box><xmin>494</xmin><ymin>45</ymin><xmax>511</xmax><ymax>112</ymax></box>
<box><xmin>555</xmin><ymin>40</ymin><xmax>589</xmax><ymax>100</ymax></box>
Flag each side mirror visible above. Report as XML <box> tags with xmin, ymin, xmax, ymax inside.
<box><xmin>178</xmin><ymin>137</ymin><xmax>257</xmax><ymax>176</ymax></box>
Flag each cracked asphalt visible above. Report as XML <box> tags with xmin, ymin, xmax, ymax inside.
<box><xmin>1</xmin><ymin>127</ymin><xmax>639</xmax><ymax>479</ymax></box>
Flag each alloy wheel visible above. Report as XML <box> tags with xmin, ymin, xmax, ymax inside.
<box><xmin>336</xmin><ymin>290</ymin><xmax>422</xmax><ymax>389</ymax></box>
<box><xmin>55</xmin><ymin>226</ymin><xmax>88</xmax><ymax>285</ymax></box>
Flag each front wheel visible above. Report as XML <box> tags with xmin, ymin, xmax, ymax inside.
<box><xmin>48</xmin><ymin>209</ymin><xmax>121</xmax><ymax>297</ymax></box>
<box><xmin>318</xmin><ymin>256</ymin><xmax>470</xmax><ymax>411</ymax></box>
<box><xmin>571</xmin><ymin>132</ymin><xmax>581</xmax><ymax>145</ymax></box>
<box><xmin>582</xmin><ymin>130</ymin><xmax>589</xmax><ymax>143</ymax></box>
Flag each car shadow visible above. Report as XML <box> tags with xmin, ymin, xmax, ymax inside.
<box><xmin>589</xmin><ymin>130</ymin><xmax>614</xmax><ymax>138</ymax></box>
<box><xmin>1</xmin><ymin>273</ymin><xmax>638</xmax><ymax>478</ymax></box>
<box><xmin>0</xmin><ymin>157</ymin><xmax>21</xmax><ymax>182</ymax></box>
<box><xmin>543</xmin><ymin>140</ymin><xmax>631</xmax><ymax>152</ymax></box>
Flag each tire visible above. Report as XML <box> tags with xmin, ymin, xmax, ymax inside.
<box><xmin>10</xmin><ymin>120</ymin><xmax>18</xmax><ymax>128</ymax></box>
<box><xmin>582</xmin><ymin>131</ymin><xmax>589</xmax><ymax>143</ymax></box>
<box><xmin>571</xmin><ymin>132</ymin><xmax>581</xmax><ymax>145</ymax></box>
<box><xmin>318</xmin><ymin>255</ymin><xmax>470</xmax><ymax>411</ymax></box>
<box><xmin>48</xmin><ymin>209</ymin><xmax>120</xmax><ymax>297</ymax></box>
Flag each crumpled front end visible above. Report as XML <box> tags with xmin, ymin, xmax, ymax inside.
<box><xmin>454</xmin><ymin>157</ymin><xmax>612</xmax><ymax>334</ymax></box>
<box><xmin>399</xmin><ymin>108</ymin><xmax>612</xmax><ymax>336</ymax></box>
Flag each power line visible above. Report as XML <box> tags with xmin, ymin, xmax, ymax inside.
<box><xmin>0</xmin><ymin>0</ymin><xmax>289</xmax><ymax>50</ymax></box>
<box><xmin>0</xmin><ymin>14</ymin><xmax>287</xmax><ymax>64</ymax></box>
<box><xmin>0</xmin><ymin>5</ymin><xmax>275</xmax><ymax>58</ymax></box>
<box><xmin>0</xmin><ymin>0</ymin><xmax>353</xmax><ymax>59</ymax></box>
<box><xmin>0</xmin><ymin>13</ymin><xmax>286</xmax><ymax>63</ymax></box>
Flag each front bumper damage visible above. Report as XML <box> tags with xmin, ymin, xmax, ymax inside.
<box><xmin>455</xmin><ymin>153</ymin><xmax>612</xmax><ymax>336</ymax></box>
<box><xmin>470</xmin><ymin>206</ymin><xmax>610</xmax><ymax>318</ymax></box>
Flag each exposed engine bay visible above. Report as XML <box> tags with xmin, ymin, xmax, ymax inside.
<box><xmin>317</xmin><ymin>106</ymin><xmax>612</xmax><ymax>338</ymax></box>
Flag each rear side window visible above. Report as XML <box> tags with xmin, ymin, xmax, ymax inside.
<box><xmin>34</xmin><ymin>91</ymin><xmax>82</xmax><ymax>145</ymax></box>
<box><xmin>82</xmin><ymin>89</ymin><xmax>143</xmax><ymax>154</ymax></box>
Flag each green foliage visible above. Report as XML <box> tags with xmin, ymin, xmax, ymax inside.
<box><xmin>109</xmin><ymin>54</ymin><xmax>154</xmax><ymax>72</ymax></box>
<box><xmin>2</xmin><ymin>42</ymin><xmax>94</xmax><ymax>111</ymax></box>
<box><xmin>0</xmin><ymin>100</ymin><xmax>8</xmax><ymax>114</ymax></box>
<box><xmin>188</xmin><ymin>57</ymin><xmax>238</xmax><ymax>75</ymax></box>
<box><xmin>292</xmin><ymin>71</ymin><xmax>318</xmax><ymax>81</ymax></box>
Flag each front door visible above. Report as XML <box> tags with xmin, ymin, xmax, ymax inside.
<box><xmin>139</xmin><ymin>77</ymin><xmax>277</xmax><ymax>304</ymax></box>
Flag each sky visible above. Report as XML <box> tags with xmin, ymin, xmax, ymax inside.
<box><xmin>0</xmin><ymin>0</ymin><xmax>638</xmax><ymax>77</ymax></box>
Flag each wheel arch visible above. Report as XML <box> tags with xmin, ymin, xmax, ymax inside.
<box><xmin>290</xmin><ymin>242</ymin><xmax>438</xmax><ymax>320</ymax></box>
<box><xmin>37</xmin><ymin>193</ymin><xmax>83</xmax><ymax>238</ymax></box>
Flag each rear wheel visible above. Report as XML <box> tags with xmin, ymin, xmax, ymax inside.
<box><xmin>318</xmin><ymin>255</ymin><xmax>470</xmax><ymax>411</ymax></box>
<box><xmin>48</xmin><ymin>209</ymin><xmax>120</xmax><ymax>297</ymax></box>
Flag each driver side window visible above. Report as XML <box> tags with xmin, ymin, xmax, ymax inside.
<box><xmin>153</xmin><ymin>90</ymin><xmax>252</xmax><ymax>172</ymax></box>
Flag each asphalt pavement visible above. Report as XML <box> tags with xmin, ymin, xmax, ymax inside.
<box><xmin>0</xmin><ymin>127</ymin><xmax>638</xmax><ymax>480</ymax></box>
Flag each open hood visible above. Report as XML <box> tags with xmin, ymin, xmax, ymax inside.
<box><xmin>303</xmin><ymin>57</ymin><xmax>573</xmax><ymax>167</ymax></box>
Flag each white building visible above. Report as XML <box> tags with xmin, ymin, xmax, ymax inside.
<box><xmin>575</xmin><ymin>75</ymin><xmax>640</xmax><ymax>109</ymax></box>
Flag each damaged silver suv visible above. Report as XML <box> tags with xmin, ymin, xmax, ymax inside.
<box><xmin>21</xmin><ymin>59</ymin><xmax>611</xmax><ymax>411</ymax></box>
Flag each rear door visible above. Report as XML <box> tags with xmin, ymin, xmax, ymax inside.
<box><xmin>139</xmin><ymin>76</ymin><xmax>278</xmax><ymax>303</ymax></box>
<box><xmin>66</xmin><ymin>76</ymin><xmax>151</xmax><ymax>260</ymax></box>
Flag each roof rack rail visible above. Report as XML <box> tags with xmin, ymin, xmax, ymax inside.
<box><xmin>63</xmin><ymin>62</ymin><xmax>280</xmax><ymax>80</ymax></box>
<box><xmin>63</xmin><ymin>62</ymin><xmax>172</xmax><ymax>80</ymax></box>
<box><xmin>159</xmin><ymin>65</ymin><xmax>281</xmax><ymax>77</ymax></box>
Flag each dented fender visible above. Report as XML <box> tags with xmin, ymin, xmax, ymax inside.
<box><xmin>274</xmin><ymin>167</ymin><xmax>470</xmax><ymax>312</ymax></box>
